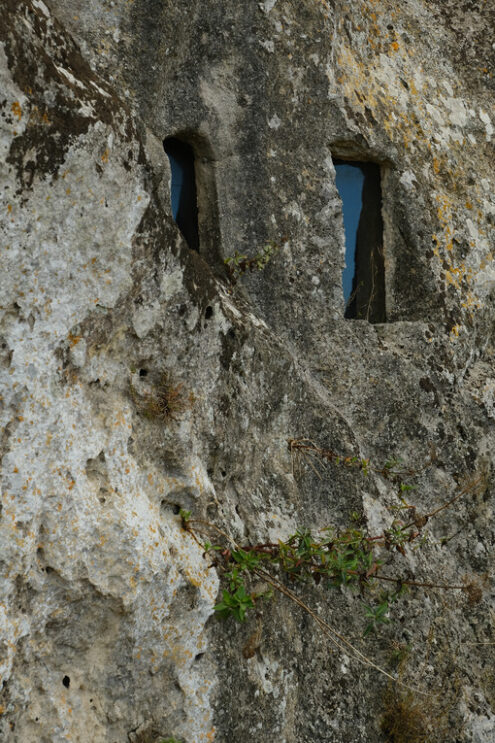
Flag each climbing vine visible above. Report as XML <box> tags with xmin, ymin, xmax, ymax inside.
<box><xmin>180</xmin><ymin>438</ymin><xmax>485</xmax><ymax>685</ymax></box>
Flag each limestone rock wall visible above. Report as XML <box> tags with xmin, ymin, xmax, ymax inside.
<box><xmin>0</xmin><ymin>1</ymin><xmax>494</xmax><ymax>742</ymax></box>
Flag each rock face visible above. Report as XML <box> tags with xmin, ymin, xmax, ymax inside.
<box><xmin>0</xmin><ymin>1</ymin><xmax>494</xmax><ymax>741</ymax></box>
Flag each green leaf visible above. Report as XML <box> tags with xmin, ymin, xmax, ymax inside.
<box><xmin>179</xmin><ymin>509</ymin><xmax>191</xmax><ymax>523</ymax></box>
<box><xmin>214</xmin><ymin>585</ymin><xmax>255</xmax><ymax>623</ymax></box>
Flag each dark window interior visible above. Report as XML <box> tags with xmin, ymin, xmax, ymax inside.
<box><xmin>163</xmin><ymin>137</ymin><xmax>200</xmax><ymax>252</ymax></box>
<box><xmin>334</xmin><ymin>159</ymin><xmax>385</xmax><ymax>322</ymax></box>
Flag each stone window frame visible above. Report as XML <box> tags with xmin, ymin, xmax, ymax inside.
<box><xmin>331</xmin><ymin>141</ymin><xmax>392</xmax><ymax>323</ymax></box>
<box><xmin>163</xmin><ymin>131</ymin><xmax>222</xmax><ymax>269</ymax></box>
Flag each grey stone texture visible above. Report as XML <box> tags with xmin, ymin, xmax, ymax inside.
<box><xmin>0</xmin><ymin>0</ymin><xmax>494</xmax><ymax>741</ymax></box>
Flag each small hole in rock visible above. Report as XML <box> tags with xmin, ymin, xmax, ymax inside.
<box><xmin>172</xmin><ymin>504</ymin><xmax>181</xmax><ymax>514</ymax></box>
<box><xmin>221</xmin><ymin>470</ymin><xmax>227</xmax><ymax>478</ymax></box>
<box><xmin>139</xmin><ymin>369</ymin><xmax>148</xmax><ymax>378</ymax></box>
<box><xmin>195</xmin><ymin>652</ymin><xmax>205</xmax><ymax>661</ymax></box>
<box><xmin>62</xmin><ymin>676</ymin><xmax>70</xmax><ymax>688</ymax></box>
<box><xmin>204</xmin><ymin>306</ymin><xmax>213</xmax><ymax>320</ymax></box>
<box><xmin>206</xmin><ymin>503</ymin><xmax>217</xmax><ymax>518</ymax></box>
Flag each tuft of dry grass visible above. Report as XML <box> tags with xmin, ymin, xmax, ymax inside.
<box><xmin>131</xmin><ymin>371</ymin><xmax>190</xmax><ymax>423</ymax></box>
<box><xmin>381</xmin><ymin>690</ymin><xmax>432</xmax><ymax>743</ymax></box>
<box><xmin>462</xmin><ymin>576</ymin><xmax>484</xmax><ymax>606</ymax></box>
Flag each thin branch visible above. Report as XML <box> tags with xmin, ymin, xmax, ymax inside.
<box><xmin>253</xmin><ymin>566</ymin><xmax>427</xmax><ymax>695</ymax></box>
<box><xmin>401</xmin><ymin>475</ymin><xmax>485</xmax><ymax>531</ymax></box>
<box><xmin>374</xmin><ymin>574</ymin><xmax>465</xmax><ymax>591</ymax></box>
<box><xmin>189</xmin><ymin>518</ymin><xmax>239</xmax><ymax>547</ymax></box>
<box><xmin>424</xmin><ymin>476</ymin><xmax>485</xmax><ymax>520</ymax></box>
<box><xmin>288</xmin><ymin>438</ymin><xmax>423</xmax><ymax>478</ymax></box>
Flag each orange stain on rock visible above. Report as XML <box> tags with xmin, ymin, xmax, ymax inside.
<box><xmin>11</xmin><ymin>101</ymin><xmax>22</xmax><ymax>120</ymax></box>
<box><xmin>68</xmin><ymin>332</ymin><xmax>81</xmax><ymax>347</ymax></box>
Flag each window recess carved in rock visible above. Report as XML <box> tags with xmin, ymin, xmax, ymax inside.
<box><xmin>333</xmin><ymin>157</ymin><xmax>386</xmax><ymax>323</ymax></box>
<box><xmin>164</xmin><ymin>135</ymin><xmax>221</xmax><ymax>268</ymax></box>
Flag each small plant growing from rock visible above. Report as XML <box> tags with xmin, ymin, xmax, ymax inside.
<box><xmin>380</xmin><ymin>687</ymin><xmax>446</xmax><ymax>743</ymax></box>
<box><xmin>130</xmin><ymin>371</ymin><xmax>190</xmax><ymax>423</ymax></box>
<box><xmin>199</xmin><ymin>520</ymin><xmax>467</xmax><ymax>636</ymax></box>
<box><xmin>224</xmin><ymin>240</ymin><xmax>279</xmax><ymax>283</ymax></box>
<box><xmin>180</xmin><ymin>438</ymin><xmax>485</xmax><ymax>686</ymax></box>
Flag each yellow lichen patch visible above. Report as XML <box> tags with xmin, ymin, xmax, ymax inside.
<box><xmin>431</xmin><ymin>189</ymin><xmax>488</xmax><ymax>314</ymax></box>
<box><xmin>184</xmin><ymin>571</ymin><xmax>202</xmax><ymax>589</ymax></box>
<box><xmin>113</xmin><ymin>410</ymin><xmax>127</xmax><ymax>427</ymax></box>
<box><xmin>435</xmin><ymin>193</ymin><xmax>455</xmax><ymax>252</ymax></box>
<box><xmin>67</xmin><ymin>332</ymin><xmax>81</xmax><ymax>347</ymax></box>
<box><xmin>11</xmin><ymin>101</ymin><xmax>22</xmax><ymax>120</ymax></box>
<box><xmin>444</xmin><ymin>271</ymin><xmax>457</xmax><ymax>288</ymax></box>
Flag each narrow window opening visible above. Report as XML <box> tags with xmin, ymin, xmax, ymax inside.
<box><xmin>334</xmin><ymin>159</ymin><xmax>386</xmax><ymax>322</ymax></box>
<box><xmin>164</xmin><ymin>137</ymin><xmax>200</xmax><ymax>252</ymax></box>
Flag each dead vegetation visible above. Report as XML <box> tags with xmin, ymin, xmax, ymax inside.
<box><xmin>131</xmin><ymin>371</ymin><xmax>190</xmax><ymax>423</ymax></box>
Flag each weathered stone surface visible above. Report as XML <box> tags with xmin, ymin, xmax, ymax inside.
<box><xmin>0</xmin><ymin>0</ymin><xmax>494</xmax><ymax>741</ymax></box>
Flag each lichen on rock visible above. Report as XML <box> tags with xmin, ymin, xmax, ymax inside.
<box><xmin>1</xmin><ymin>1</ymin><xmax>494</xmax><ymax>741</ymax></box>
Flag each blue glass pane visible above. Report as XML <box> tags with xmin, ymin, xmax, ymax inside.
<box><xmin>334</xmin><ymin>163</ymin><xmax>365</xmax><ymax>304</ymax></box>
<box><xmin>167</xmin><ymin>151</ymin><xmax>184</xmax><ymax>220</ymax></box>
<box><xmin>163</xmin><ymin>138</ymin><xmax>200</xmax><ymax>252</ymax></box>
